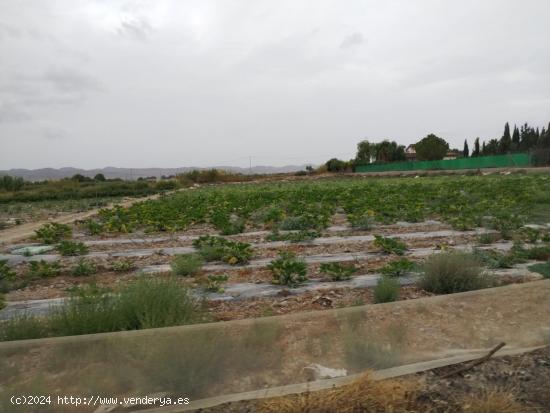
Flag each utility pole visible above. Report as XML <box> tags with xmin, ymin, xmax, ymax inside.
<box><xmin>249</xmin><ymin>156</ymin><xmax>252</xmax><ymax>175</ymax></box>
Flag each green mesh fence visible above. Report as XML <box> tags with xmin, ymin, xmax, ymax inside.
<box><xmin>355</xmin><ymin>153</ymin><xmax>532</xmax><ymax>173</ymax></box>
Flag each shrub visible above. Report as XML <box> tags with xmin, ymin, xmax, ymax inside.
<box><xmin>56</xmin><ymin>240</ymin><xmax>89</xmax><ymax>256</ymax></box>
<box><xmin>0</xmin><ymin>314</ymin><xmax>48</xmax><ymax>341</ymax></box>
<box><xmin>419</xmin><ymin>252</ymin><xmax>493</xmax><ymax>294</ymax></box>
<box><xmin>171</xmin><ymin>254</ymin><xmax>203</xmax><ymax>276</ymax></box>
<box><xmin>34</xmin><ymin>222</ymin><xmax>72</xmax><ymax>244</ymax></box>
<box><xmin>373</xmin><ymin>235</ymin><xmax>407</xmax><ymax>255</ymax></box>
<box><xmin>27</xmin><ymin>260</ymin><xmax>61</xmax><ymax>278</ymax></box>
<box><xmin>380</xmin><ymin>259</ymin><xmax>415</xmax><ymax>277</ymax></box>
<box><xmin>111</xmin><ymin>258</ymin><xmax>135</xmax><ymax>272</ymax></box>
<box><xmin>0</xmin><ymin>278</ymin><xmax>203</xmax><ymax>341</ymax></box>
<box><xmin>268</xmin><ymin>251</ymin><xmax>308</xmax><ymax>287</ymax></box>
<box><xmin>71</xmin><ymin>259</ymin><xmax>97</xmax><ymax>276</ymax></box>
<box><xmin>373</xmin><ymin>276</ymin><xmax>400</xmax><ymax>303</ymax></box>
<box><xmin>319</xmin><ymin>262</ymin><xmax>357</xmax><ymax>281</ymax></box>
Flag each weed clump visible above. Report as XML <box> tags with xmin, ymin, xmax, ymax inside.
<box><xmin>419</xmin><ymin>252</ymin><xmax>493</xmax><ymax>294</ymax></box>
<box><xmin>373</xmin><ymin>276</ymin><xmax>400</xmax><ymax>303</ymax></box>
<box><xmin>35</xmin><ymin>222</ymin><xmax>72</xmax><ymax>244</ymax></box>
<box><xmin>268</xmin><ymin>251</ymin><xmax>307</xmax><ymax>287</ymax></box>
<box><xmin>171</xmin><ymin>254</ymin><xmax>203</xmax><ymax>276</ymax></box>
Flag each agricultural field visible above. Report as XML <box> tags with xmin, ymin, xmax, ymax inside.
<box><xmin>1</xmin><ymin>172</ymin><xmax>550</xmax><ymax>412</ymax></box>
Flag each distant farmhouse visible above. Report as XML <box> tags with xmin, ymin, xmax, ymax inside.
<box><xmin>405</xmin><ymin>144</ymin><xmax>460</xmax><ymax>161</ymax></box>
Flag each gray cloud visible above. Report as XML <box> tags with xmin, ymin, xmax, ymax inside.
<box><xmin>116</xmin><ymin>18</ymin><xmax>154</xmax><ymax>41</ymax></box>
<box><xmin>340</xmin><ymin>32</ymin><xmax>364</xmax><ymax>49</ymax></box>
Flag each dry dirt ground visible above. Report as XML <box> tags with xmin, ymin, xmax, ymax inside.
<box><xmin>188</xmin><ymin>346</ymin><xmax>550</xmax><ymax>413</ymax></box>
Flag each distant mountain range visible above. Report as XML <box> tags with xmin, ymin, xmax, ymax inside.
<box><xmin>0</xmin><ymin>165</ymin><xmax>312</xmax><ymax>181</ymax></box>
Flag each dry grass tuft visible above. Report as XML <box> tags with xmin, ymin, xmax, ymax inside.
<box><xmin>461</xmin><ymin>390</ymin><xmax>523</xmax><ymax>413</ymax></box>
<box><xmin>259</xmin><ymin>372</ymin><xmax>418</xmax><ymax>413</ymax></box>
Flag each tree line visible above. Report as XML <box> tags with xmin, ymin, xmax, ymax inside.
<box><xmin>324</xmin><ymin>121</ymin><xmax>550</xmax><ymax>172</ymax></box>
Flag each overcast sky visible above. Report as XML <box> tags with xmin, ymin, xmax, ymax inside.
<box><xmin>1</xmin><ymin>0</ymin><xmax>549</xmax><ymax>169</ymax></box>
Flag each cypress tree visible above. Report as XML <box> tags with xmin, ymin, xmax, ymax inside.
<box><xmin>463</xmin><ymin>139</ymin><xmax>469</xmax><ymax>157</ymax></box>
<box><xmin>511</xmin><ymin>125</ymin><xmax>520</xmax><ymax>151</ymax></box>
<box><xmin>473</xmin><ymin>137</ymin><xmax>480</xmax><ymax>157</ymax></box>
<box><xmin>499</xmin><ymin>122</ymin><xmax>511</xmax><ymax>153</ymax></box>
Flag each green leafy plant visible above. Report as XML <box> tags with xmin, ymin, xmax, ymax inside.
<box><xmin>528</xmin><ymin>261</ymin><xmax>550</xmax><ymax>278</ymax></box>
<box><xmin>193</xmin><ymin>235</ymin><xmax>253</xmax><ymax>265</ymax></box>
<box><xmin>518</xmin><ymin>227</ymin><xmax>540</xmax><ymax>243</ymax></box>
<box><xmin>83</xmin><ymin>219</ymin><xmax>104</xmax><ymax>235</ymax></box>
<box><xmin>419</xmin><ymin>252</ymin><xmax>493</xmax><ymax>294</ymax></box>
<box><xmin>34</xmin><ymin>222</ymin><xmax>72</xmax><ymax>244</ymax></box>
<box><xmin>0</xmin><ymin>259</ymin><xmax>16</xmax><ymax>280</ymax></box>
<box><xmin>203</xmin><ymin>274</ymin><xmax>229</xmax><ymax>293</ymax></box>
<box><xmin>380</xmin><ymin>259</ymin><xmax>415</xmax><ymax>277</ymax></box>
<box><xmin>473</xmin><ymin>248</ymin><xmax>518</xmax><ymax>269</ymax></box>
<box><xmin>319</xmin><ymin>262</ymin><xmax>358</xmax><ymax>281</ymax></box>
<box><xmin>373</xmin><ymin>235</ymin><xmax>407</xmax><ymax>255</ymax></box>
<box><xmin>111</xmin><ymin>258</ymin><xmax>135</xmax><ymax>272</ymax></box>
<box><xmin>27</xmin><ymin>260</ymin><xmax>61</xmax><ymax>278</ymax></box>
<box><xmin>278</xmin><ymin>216</ymin><xmax>317</xmax><ymax>231</ymax></box>
<box><xmin>171</xmin><ymin>254</ymin><xmax>203</xmax><ymax>276</ymax></box>
<box><xmin>71</xmin><ymin>259</ymin><xmax>97</xmax><ymax>276</ymax></box>
<box><xmin>268</xmin><ymin>251</ymin><xmax>308</xmax><ymax>287</ymax></box>
<box><xmin>56</xmin><ymin>240</ymin><xmax>89</xmax><ymax>256</ymax></box>
<box><xmin>373</xmin><ymin>276</ymin><xmax>400</xmax><ymax>303</ymax></box>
